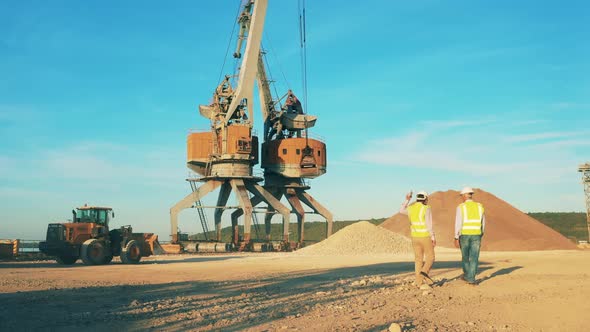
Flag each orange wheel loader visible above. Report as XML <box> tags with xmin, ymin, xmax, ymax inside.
<box><xmin>39</xmin><ymin>205</ymin><xmax>160</xmax><ymax>265</ymax></box>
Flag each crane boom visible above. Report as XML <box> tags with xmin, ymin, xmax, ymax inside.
<box><xmin>224</xmin><ymin>0</ymin><xmax>268</xmax><ymax>125</ymax></box>
<box><xmin>256</xmin><ymin>53</ymin><xmax>274</xmax><ymax>125</ymax></box>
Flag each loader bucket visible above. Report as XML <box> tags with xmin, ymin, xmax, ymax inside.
<box><xmin>129</xmin><ymin>233</ymin><xmax>163</xmax><ymax>257</ymax></box>
<box><xmin>0</xmin><ymin>239</ymin><xmax>19</xmax><ymax>259</ymax></box>
<box><xmin>143</xmin><ymin>233</ymin><xmax>164</xmax><ymax>255</ymax></box>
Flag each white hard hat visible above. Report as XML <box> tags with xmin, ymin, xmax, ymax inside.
<box><xmin>416</xmin><ymin>191</ymin><xmax>429</xmax><ymax>201</ymax></box>
<box><xmin>460</xmin><ymin>187</ymin><xmax>474</xmax><ymax>195</ymax></box>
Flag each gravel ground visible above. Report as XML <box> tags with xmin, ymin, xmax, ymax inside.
<box><xmin>1</xmin><ymin>250</ymin><xmax>589</xmax><ymax>331</ymax></box>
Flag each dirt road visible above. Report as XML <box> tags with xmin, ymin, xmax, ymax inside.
<box><xmin>1</xmin><ymin>249</ymin><xmax>588</xmax><ymax>331</ymax></box>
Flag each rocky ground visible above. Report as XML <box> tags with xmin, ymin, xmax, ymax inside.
<box><xmin>0</xmin><ymin>250</ymin><xmax>589</xmax><ymax>331</ymax></box>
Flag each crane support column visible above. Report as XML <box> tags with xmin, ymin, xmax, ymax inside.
<box><xmin>214</xmin><ymin>182</ymin><xmax>232</xmax><ymax>241</ymax></box>
<box><xmin>578</xmin><ymin>163</ymin><xmax>590</xmax><ymax>242</ymax></box>
<box><xmin>297</xmin><ymin>190</ymin><xmax>334</xmax><ymax>237</ymax></box>
<box><xmin>230</xmin><ymin>179</ymin><xmax>253</xmax><ymax>246</ymax></box>
<box><xmin>170</xmin><ymin>180</ymin><xmax>223</xmax><ymax>243</ymax></box>
<box><xmin>285</xmin><ymin>189</ymin><xmax>306</xmax><ymax>243</ymax></box>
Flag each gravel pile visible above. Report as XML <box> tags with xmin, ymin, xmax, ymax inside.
<box><xmin>297</xmin><ymin>221</ymin><xmax>413</xmax><ymax>255</ymax></box>
<box><xmin>382</xmin><ymin>188</ymin><xmax>577</xmax><ymax>251</ymax></box>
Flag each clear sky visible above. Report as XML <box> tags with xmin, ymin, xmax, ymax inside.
<box><xmin>1</xmin><ymin>0</ymin><xmax>589</xmax><ymax>240</ymax></box>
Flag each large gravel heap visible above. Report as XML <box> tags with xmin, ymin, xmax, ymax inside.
<box><xmin>381</xmin><ymin>188</ymin><xmax>577</xmax><ymax>251</ymax></box>
<box><xmin>297</xmin><ymin>221</ymin><xmax>413</xmax><ymax>255</ymax></box>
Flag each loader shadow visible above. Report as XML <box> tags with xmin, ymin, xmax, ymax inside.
<box><xmin>0</xmin><ymin>255</ymin><xmax>242</xmax><ymax>269</ymax></box>
<box><xmin>0</xmin><ymin>260</ymin><xmax>490</xmax><ymax>332</ymax></box>
<box><xmin>141</xmin><ymin>255</ymin><xmax>244</xmax><ymax>265</ymax></box>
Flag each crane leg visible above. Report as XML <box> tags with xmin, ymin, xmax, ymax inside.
<box><xmin>230</xmin><ymin>179</ymin><xmax>253</xmax><ymax>247</ymax></box>
<box><xmin>245</xmin><ymin>183</ymin><xmax>290</xmax><ymax>242</ymax></box>
<box><xmin>214</xmin><ymin>182</ymin><xmax>232</xmax><ymax>242</ymax></box>
<box><xmin>285</xmin><ymin>189</ymin><xmax>305</xmax><ymax>244</ymax></box>
<box><xmin>231</xmin><ymin>195</ymin><xmax>263</xmax><ymax>241</ymax></box>
<box><xmin>297</xmin><ymin>190</ymin><xmax>333</xmax><ymax>238</ymax></box>
<box><xmin>169</xmin><ymin>180</ymin><xmax>223</xmax><ymax>243</ymax></box>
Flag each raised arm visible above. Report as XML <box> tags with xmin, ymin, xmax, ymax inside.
<box><xmin>399</xmin><ymin>192</ymin><xmax>412</xmax><ymax>215</ymax></box>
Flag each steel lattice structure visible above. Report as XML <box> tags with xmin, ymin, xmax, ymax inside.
<box><xmin>578</xmin><ymin>163</ymin><xmax>590</xmax><ymax>242</ymax></box>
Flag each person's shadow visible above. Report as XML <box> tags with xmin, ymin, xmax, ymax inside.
<box><xmin>432</xmin><ymin>265</ymin><xmax>522</xmax><ymax>286</ymax></box>
<box><xmin>477</xmin><ymin>266</ymin><xmax>523</xmax><ymax>284</ymax></box>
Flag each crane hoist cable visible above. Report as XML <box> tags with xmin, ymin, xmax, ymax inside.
<box><xmin>217</xmin><ymin>1</ymin><xmax>244</xmax><ymax>86</ymax></box>
<box><xmin>298</xmin><ymin>0</ymin><xmax>308</xmax><ymax>114</ymax></box>
<box><xmin>263</xmin><ymin>30</ymin><xmax>292</xmax><ymax>92</ymax></box>
<box><xmin>298</xmin><ymin>0</ymin><xmax>311</xmax><ymax>147</ymax></box>
<box><xmin>261</xmin><ymin>46</ymin><xmax>284</xmax><ymax>110</ymax></box>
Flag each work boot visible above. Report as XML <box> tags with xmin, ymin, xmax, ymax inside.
<box><xmin>420</xmin><ymin>272</ymin><xmax>434</xmax><ymax>285</ymax></box>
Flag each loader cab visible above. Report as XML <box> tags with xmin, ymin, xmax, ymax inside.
<box><xmin>73</xmin><ymin>206</ymin><xmax>113</xmax><ymax>227</ymax></box>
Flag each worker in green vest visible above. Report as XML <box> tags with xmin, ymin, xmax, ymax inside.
<box><xmin>399</xmin><ymin>191</ymin><xmax>436</xmax><ymax>287</ymax></box>
<box><xmin>454</xmin><ymin>187</ymin><xmax>486</xmax><ymax>285</ymax></box>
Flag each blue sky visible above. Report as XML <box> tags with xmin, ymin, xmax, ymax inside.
<box><xmin>1</xmin><ymin>0</ymin><xmax>589</xmax><ymax>240</ymax></box>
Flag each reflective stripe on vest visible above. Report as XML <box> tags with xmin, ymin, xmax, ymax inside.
<box><xmin>460</xmin><ymin>201</ymin><xmax>484</xmax><ymax>235</ymax></box>
<box><xmin>407</xmin><ymin>203</ymin><xmax>431</xmax><ymax>238</ymax></box>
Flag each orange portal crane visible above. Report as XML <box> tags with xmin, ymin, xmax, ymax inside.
<box><xmin>170</xmin><ymin>0</ymin><xmax>332</xmax><ymax>250</ymax></box>
<box><xmin>230</xmin><ymin>10</ymin><xmax>333</xmax><ymax>247</ymax></box>
<box><xmin>578</xmin><ymin>162</ymin><xmax>590</xmax><ymax>242</ymax></box>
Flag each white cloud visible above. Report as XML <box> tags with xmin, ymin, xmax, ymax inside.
<box><xmin>550</xmin><ymin>102</ymin><xmax>590</xmax><ymax>111</ymax></box>
<box><xmin>420</xmin><ymin>119</ymin><xmax>495</xmax><ymax>130</ymax></box>
<box><xmin>355</xmin><ymin>118</ymin><xmax>584</xmax><ymax>185</ymax></box>
<box><xmin>2</xmin><ymin>140</ymin><xmax>185</xmax><ymax>188</ymax></box>
<box><xmin>0</xmin><ymin>105</ymin><xmax>40</xmax><ymax>123</ymax></box>
<box><xmin>504</xmin><ymin>131</ymin><xmax>589</xmax><ymax>143</ymax></box>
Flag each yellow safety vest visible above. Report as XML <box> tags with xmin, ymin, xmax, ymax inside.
<box><xmin>460</xmin><ymin>201</ymin><xmax>484</xmax><ymax>235</ymax></box>
<box><xmin>407</xmin><ymin>203</ymin><xmax>431</xmax><ymax>238</ymax></box>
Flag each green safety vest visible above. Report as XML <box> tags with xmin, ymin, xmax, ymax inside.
<box><xmin>407</xmin><ymin>203</ymin><xmax>431</xmax><ymax>238</ymax></box>
<box><xmin>460</xmin><ymin>201</ymin><xmax>484</xmax><ymax>235</ymax></box>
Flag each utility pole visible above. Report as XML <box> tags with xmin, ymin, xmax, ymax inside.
<box><xmin>578</xmin><ymin>163</ymin><xmax>590</xmax><ymax>242</ymax></box>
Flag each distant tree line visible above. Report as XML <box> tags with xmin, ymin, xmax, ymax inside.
<box><xmin>189</xmin><ymin>213</ymin><xmax>588</xmax><ymax>244</ymax></box>
<box><xmin>528</xmin><ymin>212</ymin><xmax>588</xmax><ymax>243</ymax></box>
<box><xmin>189</xmin><ymin>218</ymin><xmax>385</xmax><ymax>243</ymax></box>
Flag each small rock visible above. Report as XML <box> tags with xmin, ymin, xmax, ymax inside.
<box><xmin>468</xmin><ymin>321</ymin><xmax>476</xmax><ymax>326</ymax></box>
<box><xmin>419</xmin><ymin>284</ymin><xmax>432</xmax><ymax>290</ymax></box>
<box><xmin>388</xmin><ymin>323</ymin><xmax>402</xmax><ymax>332</ymax></box>
<box><xmin>422</xmin><ymin>290</ymin><xmax>431</xmax><ymax>296</ymax></box>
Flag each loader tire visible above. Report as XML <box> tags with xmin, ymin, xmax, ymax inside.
<box><xmin>120</xmin><ymin>240</ymin><xmax>141</xmax><ymax>264</ymax></box>
<box><xmin>81</xmin><ymin>239</ymin><xmax>106</xmax><ymax>265</ymax></box>
<box><xmin>56</xmin><ymin>255</ymin><xmax>78</xmax><ymax>265</ymax></box>
<box><xmin>102</xmin><ymin>255</ymin><xmax>113</xmax><ymax>264</ymax></box>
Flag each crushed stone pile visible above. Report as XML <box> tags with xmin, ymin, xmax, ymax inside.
<box><xmin>297</xmin><ymin>221</ymin><xmax>413</xmax><ymax>255</ymax></box>
<box><xmin>381</xmin><ymin>189</ymin><xmax>577</xmax><ymax>251</ymax></box>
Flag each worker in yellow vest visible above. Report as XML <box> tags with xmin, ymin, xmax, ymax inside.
<box><xmin>454</xmin><ymin>187</ymin><xmax>486</xmax><ymax>285</ymax></box>
<box><xmin>399</xmin><ymin>191</ymin><xmax>436</xmax><ymax>287</ymax></box>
